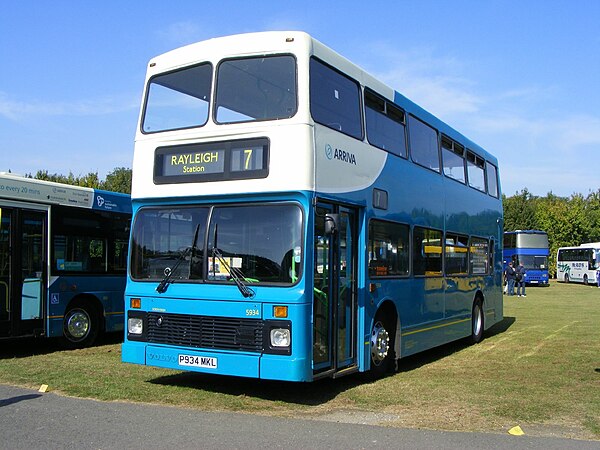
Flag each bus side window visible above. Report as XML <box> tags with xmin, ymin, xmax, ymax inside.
<box><xmin>310</xmin><ymin>58</ymin><xmax>363</xmax><ymax>140</ymax></box>
<box><xmin>408</xmin><ymin>115</ymin><xmax>440</xmax><ymax>173</ymax></box>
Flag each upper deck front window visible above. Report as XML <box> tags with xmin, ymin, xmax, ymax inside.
<box><xmin>142</xmin><ymin>63</ymin><xmax>213</xmax><ymax>133</ymax></box>
<box><xmin>215</xmin><ymin>55</ymin><xmax>297</xmax><ymax>124</ymax></box>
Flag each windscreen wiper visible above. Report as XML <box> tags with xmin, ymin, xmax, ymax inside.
<box><xmin>212</xmin><ymin>247</ymin><xmax>255</xmax><ymax>298</ymax></box>
<box><xmin>156</xmin><ymin>224</ymin><xmax>200</xmax><ymax>294</ymax></box>
<box><xmin>212</xmin><ymin>224</ymin><xmax>255</xmax><ymax>299</ymax></box>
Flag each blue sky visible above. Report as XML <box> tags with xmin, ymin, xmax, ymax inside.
<box><xmin>1</xmin><ymin>1</ymin><xmax>598</xmax><ymax>197</ymax></box>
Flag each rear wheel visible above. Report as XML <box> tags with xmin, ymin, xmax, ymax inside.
<box><xmin>471</xmin><ymin>299</ymin><xmax>484</xmax><ymax>344</ymax></box>
<box><xmin>63</xmin><ymin>303</ymin><xmax>100</xmax><ymax>348</ymax></box>
<box><xmin>564</xmin><ymin>274</ymin><xmax>570</xmax><ymax>283</ymax></box>
<box><xmin>583</xmin><ymin>275</ymin><xmax>588</xmax><ymax>285</ymax></box>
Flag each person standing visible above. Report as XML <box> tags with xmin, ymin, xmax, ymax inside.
<box><xmin>505</xmin><ymin>262</ymin><xmax>516</xmax><ymax>296</ymax></box>
<box><xmin>516</xmin><ymin>262</ymin><xmax>527</xmax><ymax>297</ymax></box>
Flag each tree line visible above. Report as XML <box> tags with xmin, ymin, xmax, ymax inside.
<box><xmin>27</xmin><ymin>168</ymin><xmax>600</xmax><ymax>277</ymax></box>
<box><xmin>30</xmin><ymin>167</ymin><xmax>132</xmax><ymax>194</ymax></box>
<box><xmin>504</xmin><ymin>188</ymin><xmax>600</xmax><ymax>277</ymax></box>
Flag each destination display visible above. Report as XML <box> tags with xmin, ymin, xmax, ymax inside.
<box><xmin>154</xmin><ymin>138</ymin><xmax>269</xmax><ymax>184</ymax></box>
<box><xmin>163</xmin><ymin>150</ymin><xmax>225</xmax><ymax>176</ymax></box>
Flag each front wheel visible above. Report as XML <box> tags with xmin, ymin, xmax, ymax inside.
<box><xmin>471</xmin><ymin>299</ymin><xmax>484</xmax><ymax>344</ymax></box>
<box><xmin>369</xmin><ymin>311</ymin><xmax>395</xmax><ymax>377</ymax></box>
<box><xmin>63</xmin><ymin>303</ymin><xmax>100</xmax><ymax>348</ymax></box>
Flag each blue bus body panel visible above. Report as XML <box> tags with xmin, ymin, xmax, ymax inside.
<box><xmin>92</xmin><ymin>189</ymin><xmax>132</xmax><ymax>213</ymax></box>
<box><xmin>122</xmin><ymin>268</ymin><xmax>313</xmax><ymax>381</ymax></box>
<box><xmin>46</xmin><ymin>275</ymin><xmax>126</xmax><ymax>337</ymax></box>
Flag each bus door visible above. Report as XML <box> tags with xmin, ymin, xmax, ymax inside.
<box><xmin>0</xmin><ymin>206</ymin><xmax>47</xmax><ymax>338</ymax></box>
<box><xmin>313</xmin><ymin>203</ymin><xmax>358</xmax><ymax>377</ymax></box>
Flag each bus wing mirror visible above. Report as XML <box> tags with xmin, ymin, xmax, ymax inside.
<box><xmin>325</xmin><ymin>214</ymin><xmax>339</xmax><ymax>236</ymax></box>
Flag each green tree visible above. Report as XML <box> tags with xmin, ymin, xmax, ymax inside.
<box><xmin>535</xmin><ymin>193</ymin><xmax>590</xmax><ymax>277</ymax></box>
<box><xmin>33</xmin><ymin>167</ymin><xmax>130</xmax><ymax>193</ymax></box>
<box><xmin>503</xmin><ymin>188</ymin><xmax>538</xmax><ymax>232</ymax></box>
<box><xmin>584</xmin><ymin>189</ymin><xmax>600</xmax><ymax>242</ymax></box>
<box><xmin>102</xmin><ymin>167</ymin><xmax>132</xmax><ymax>194</ymax></box>
<box><xmin>78</xmin><ymin>172</ymin><xmax>101</xmax><ymax>189</ymax></box>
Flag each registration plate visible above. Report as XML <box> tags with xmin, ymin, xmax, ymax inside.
<box><xmin>178</xmin><ymin>354</ymin><xmax>218</xmax><ymax>369</ymax></box>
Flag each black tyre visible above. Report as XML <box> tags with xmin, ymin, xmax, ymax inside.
<box><xmin>63</xmin><ymin>303</ymin><xmax>100</xmax><ymax>348</ymax></box>
<box><xmin>564</xmin><ymin>274</ymin><xmax>570</xmax><ymax>283</ymax></box>
<box><xmin>369</xmin><ymin>310</ymin><xmax>395</xmax><ymax>377</ymax></box>
<box><xmin>471</xmin><ymin>298</ymin><xmax>484</xmax><ymax>344</ymax></box>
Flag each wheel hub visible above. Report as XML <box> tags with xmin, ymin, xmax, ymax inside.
<box><xmin>371</xmin><ymin>321</ymin><xmax>390</xmax><ymax>365</ymax></box>
<box><xmin>66</xmin><ymin>310</ymin><xmax>90</xmax><ymax>340</ymax></box>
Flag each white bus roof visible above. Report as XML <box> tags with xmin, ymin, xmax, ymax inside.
<box><xmin>0</xmin><ymin>173</ymin><xmax>131</xmax><ymax>213</ymax></box>
<box><xmin>142</xmin><ymin>31</ymin><xmax>496</xmax><ymax>165</ymax></box>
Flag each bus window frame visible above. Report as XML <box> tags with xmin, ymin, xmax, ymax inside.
<box><xmin>309</xmin><ymin>57</ymin><xmax>364</xmax><ymax>141</ymax></box>
<box><xmin>444</xmin><ymin>232</ymin><xmax>470</xmax><ymax>276</ymax></box>
<box><xmin>441</xmin><ymin>134</ymin><xmax>466</xmax><ymax>185</ymax></box>
<box><xmin>412</xmin><ymin>226</ymin><xmax>444</xmax><ymax>277</ymax></box>
<box><xmin>129</xmin><ymin>201</ymin><xmax>305</xmax><ymax>287</ymax></box>
<box><xmin>364</xmin><ymin>88</ymin><xmax>408</xmax><ymax>159</ymax></box>
<box><xmin>407</xmin><ymin>114</ymin><xmax>441</xmax><ymax>174</ymax></box>
<box><xmin>368</xmin><ymin>218</ymin><xmax>411</xmax><ymax>278</ymax></box>
<box><xmin>141</xmin><ymin>61</ymin><xmax>214</xmax><ymax>135</ymax></box>
<box><xmin>466</xmin><ymin>150</ymin><xmax>486</xmax><ymax>193</ymax></box>
<box><xmin>214</xmin><ymin>53</ymin><xmax>299</xmax><ymax>125</ymax></box>
<box><xmin>486</xmin><ymin>161</ymin><xmax>499</xmax><ymax>198</ymax></box>
<box><xmin>50</xmin><ymin>206</ymin><xmax>130</xmax><ymax>276</ymax></box>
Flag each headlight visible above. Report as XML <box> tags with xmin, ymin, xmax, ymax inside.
<box><xmin>128</xmin><ymin>317</ymin><xmax>143</xmax><ymax>335</ymax></box>
<box><xmin>270</xmin><ymin>328</ymin><xmax>290</xmax><ymax>347</ymax></box>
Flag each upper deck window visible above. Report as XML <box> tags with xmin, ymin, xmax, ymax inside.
<box><xmin>142</xmin><ymin>63</ymin><xmax>212</xmax><ymax>133</ymax></box>
<box><xmin>467</xmin><ymin>151</ymin><xmax>486</xmax><ymax>192</ymax></box>
<box><xmin>408</xmin><ymin>115</ymin><xmax>440</xmax><ymax>173</ymax></box>
<box><xmin>310</xmin><ymin>58</ymin><xmax>363</xmax><ymax>140</ymax></box>
<box><xmin>215</xmin><ymin>55</ymin><xmax>297</xmax><ymax>123</ymax></box>
<box><xmin>365</xmin><ymin>89</ymin><xmax>407</xmax><ymax>158</ymax></box>
<box><xmin>442</xmin><ymin>135</ymin><xmax>465</xmax><ymax>183</ymax></box>
<box><xmin>486</xmin><ymin>161</ymin><xmax>499</xmax><ymax>197</ymax></box>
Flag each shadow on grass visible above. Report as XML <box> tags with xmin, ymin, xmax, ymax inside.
<box><xmin>0</xmin><ymin>332</ymin><xmax>122</xmax><ymax>360</ymax></box>
<box><xmin>149</xmin><ymin>317</ymin><xmax>517</xmax><ymax>405</ymax></box>
<box><xmin>397</xmin><ymin>316</ymin><xmax>516</xmax><ymax>373</ymax></box>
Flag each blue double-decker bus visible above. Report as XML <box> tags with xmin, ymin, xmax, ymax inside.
<box><xmin>0</xmin><ymin>173</ymin><xmax>131</xmax><ymax>347</ymax></box>
<box><xmin>503</xmin><ymin>230</ymin><xmax>549</xmax><ymax>285</ymax></box>
<box><xmin>122</xmin><ymin>32</ymin><xmax>504</xmax><ymax>381</ymax></box>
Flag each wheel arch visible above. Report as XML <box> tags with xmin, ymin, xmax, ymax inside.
<box><xmin>65</xmin><ymin>293</ymin><xmax>106</xmax><ymax>331</ymax></box>
<box><xmin>372</xmin><ymin>299</ymin><xmax>400</xmax><ymax>366</ymax></box>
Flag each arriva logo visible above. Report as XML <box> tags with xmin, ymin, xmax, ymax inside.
<box><xmin>325</xmin><ymin>144</ymin><xmax>333</xmax><ymax>160</ymax></box>
<box><xmin>325</xmin><ymin>144</ymin><xmax>357</xmax><ymax>165</ymax></box>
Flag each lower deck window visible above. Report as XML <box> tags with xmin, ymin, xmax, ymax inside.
<box><xmin>130</xmin><ymin>204</ymin><xmax>303</xmax><ymax>285</ymax></box>
<box><xmin>413</xmin><ymin>227</ymin><xmax>442</xmax><ymax>276</ymax></box>
<box><xmin>368</xmin><ymin>220</ymin><xmax>409</xmax><ymax>277</ymax></box>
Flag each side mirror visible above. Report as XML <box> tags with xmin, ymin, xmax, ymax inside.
<box><xmin>324</xmin><ymin>214</ymin><xmax>339</xmax><ymax>236</ymax></box>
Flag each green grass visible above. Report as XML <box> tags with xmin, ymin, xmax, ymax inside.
<box><xmin>1</xmin><ymin>280</ymin><xmax>599</xmax><ymax>439</ymax></box>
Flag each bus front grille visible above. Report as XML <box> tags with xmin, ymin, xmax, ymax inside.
<box><xmin>146</xmin><ymin>312</ymin><xmax>264</xmax><ymax>352</ymax></box>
